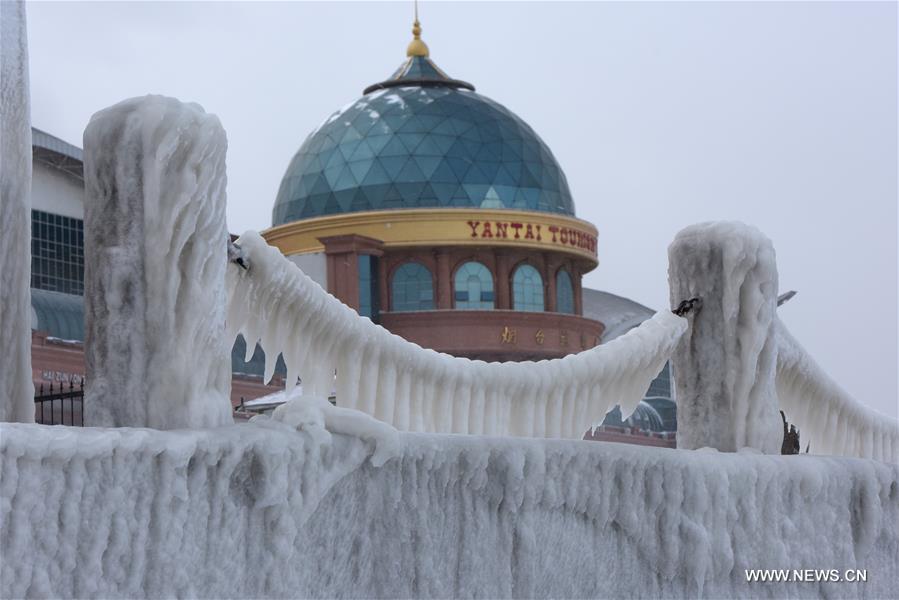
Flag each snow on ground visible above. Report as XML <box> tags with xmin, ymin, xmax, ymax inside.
<box><xmin>2</xmin><ymin>420</ymin><xmax>896</xmax><ymax>599</ymax></box>
<box><xmin>228</xmin><ymin>231</ymin><xmax>687</xmax><ymax>439</ymax></box>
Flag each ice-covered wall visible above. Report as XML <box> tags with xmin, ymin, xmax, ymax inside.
<box><xmin>777</xmin><ymin>319</ymin><xmax>898</xmax><ymax>462</ymax></box>
<box><xmin>82</xmin><ymin>96</ymin><xmax>232</xmax><ymax>429</ymax></box>
<box><xmin>2</xmin><ymin>420</ymin><xmax>896</xmax><ymax>599</ymax></box>
<box><xmin>669</xmin><ymin>222</ymin><xmax>782</xmax><ymax>453</ymax></box>
<box><xmin>228</xmin><ymin>231</ymin><xmax>687</xmax><ymax>438</ymax></box>
<box><xmin>0</xmin><ymin>0</ymin><xmax>35</xmax><ymax>423</ymax></box>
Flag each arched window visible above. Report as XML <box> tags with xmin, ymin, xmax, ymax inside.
<box><xmin>454</xmin><ymin>262</ymin><xmax>494</xmax><ymax>310</ymax></box>
<box><xmin>391</xmin><ymin>262</ymin><xmax>434</xmax><ymax>312</ymax></box>
<box><xmin>512</xmin><ymin>264</ymin><xmax>544</xmax><ymax>312</ymax></box>
<box><xmin>556</xmin><ymin>269</ymin><xmax>575</xmax><ymax>314</ymax></box>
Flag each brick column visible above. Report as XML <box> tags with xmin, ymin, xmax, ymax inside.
<box><xmin>378</xmin><ymin>257</ymin><xmax>389</xmax><ymax>313</ymax></box>
<box><xmin>319</xmin><ymin>234</ymin><xmax>384</xmax><ymax>311</ymax></box>
<box><xmin>495</xmin><ymin>251</ymin><xmax>512</xmax><ymax>309</ymax></box>
<box><xmin>435</xmin><ymin>248</ymin><xmax>452</xmax><ymax>309</ymax></box>
<box><xmin>544</xmin><ymin>253</ymin><xmax>557</xmax><ymax>313</ymax></box>
<box><xmin>573</xmin><ymin>265</ymin><xmax>583</xmax><ymax>315</ymax></box>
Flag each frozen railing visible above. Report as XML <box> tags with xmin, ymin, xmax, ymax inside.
<box><xmin>668</xmin><ymin>221</ymin><xmax>897</xmax><ymax>462</ymax></box>
<box><xmin>226</xmin><ymin>232</ymin><xmax>688</xmax><ymax>439</ymax></box>
<box><xmin>776</xmin><ymin>320</ymin><xmax>898</xmax><ymax>462</ymax></box>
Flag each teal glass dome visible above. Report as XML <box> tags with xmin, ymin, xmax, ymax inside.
<box><xmin>272</xmin><ymin>53</ymin><xmax>575</xmax><ymax>225</ymax></box>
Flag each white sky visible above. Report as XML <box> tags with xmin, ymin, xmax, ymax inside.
<box><xmin>26</xmin><ymin>1</ymin><xmax>898</xmax><ymax>418</ymax></box>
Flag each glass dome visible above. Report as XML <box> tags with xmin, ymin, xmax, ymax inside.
<box><xmin>601</xmin><ymin>401</ymin><xmax>666</xmax><ymax>433</ymax></box>
<box><xmin>272</xmin><ymin>55</ymin><xmax>575</xmax><ymax>225</ymax></box>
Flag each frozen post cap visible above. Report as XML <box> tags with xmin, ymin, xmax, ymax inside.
<box><xmin>668</xmin><ymin>221</ymin><xmax>781</xmax><ymax>453</ymax></box>
<box><xmin>82</xmin><ymin>95</ymin><xmax>232</xmax><ymax>429</ymax></box>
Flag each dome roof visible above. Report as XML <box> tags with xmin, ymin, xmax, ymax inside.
<box><xmin>272</xmin><ymin>46</ymin><xmax>574</xmax><ymax>225</ymax></box>
<box><xmin>600</xmin><ymin>401</ymin><xmax>666</xmax><ymax>433</ymax></box>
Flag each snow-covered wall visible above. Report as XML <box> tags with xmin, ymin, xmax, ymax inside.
<box><xmin>777</xmin><ymin>319</ymin><xmax>898</xmax><ymax>462</ymax></box>
<box><xmin>82</xmin><ymin>96</ymin><xmax>232</xmax><ymax>429</ymax></box>
<box><xmin>228</xmin><ymin>232</ymin><xmax>687</xmax><ymax>438</ymax></box>
<box><xmin>669</xmin><ymin>222</ymin><xmax>781</xmax><ymax>453</ymax></box>
<box><xmin>0</xmin><ymin>0</ymin><xmax>35</xmax><ymax>423</ymax></box>
<box><xmin>1</xmin><ymin>421</ymin><xmax>896</xmax><ymax>599</ymax></box>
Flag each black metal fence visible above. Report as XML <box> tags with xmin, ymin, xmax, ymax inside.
<box><xmin>34</xmin><ymin>380</ymin><xmax>84</xmax><ymax>426</ymax></box>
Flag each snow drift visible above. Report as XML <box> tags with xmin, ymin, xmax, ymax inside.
<box><xmin>227</xmin><ymin>231</ymin><xmax>688</xmax><ymax>439</ymax></box>
<box><xmin>2</xmin><ymin>419</ymin><xmax>896</xmax><ymax>599</ymax></box>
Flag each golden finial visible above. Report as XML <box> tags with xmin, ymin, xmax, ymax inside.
<box><xmin>406</xmin><ymin>0</ymin><xmax>429</xmax><ymax>57</ymax></box>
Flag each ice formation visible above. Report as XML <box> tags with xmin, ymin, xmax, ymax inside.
<box><xmin>82</xmin><ymin>96</ymin><xmax>232</xmax><ymax>429</ymax></box>
<box><xmin>267</xmin><ymin>389</ymin><xmax>400</xmax><ymax>467</ymax></box>
<box><xmin>227</xmin><ymin>231</ymin><xmax>688</xmax><ymax>438</ymax></box>
<box><xmin>669</xmin><ymin>222</ymin><xmax>782</xmax><ymax>453</ymax></box>
<box><xmin>2</xmin><ymin>421</ymin><xmax>897</xmax><ymax>598</ymax></box>
<box><xmin>0</xmin><ymin>0</ymin><xmax>34</xmax><ymax>423</ymax></box>
<box><xmin>777</xmin><ymin>319</ymin><xmax>899</xmax><ymax>462</ymax></box>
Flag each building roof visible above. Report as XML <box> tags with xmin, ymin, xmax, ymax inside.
<box><xmin>32</xmin><ymin>128</ymin><xmax>83</xmax><ymax>181</ymax></box>
<box><xmin>31</xmin><ymin>288</ymin><xmax>85</xmax><ymax>342</ymax></box>
<box><xmin>581</xmin><ymin>288</ymin><xmax>656</xmax><ymax>342</ymax></box>
<box><xmin>272</xmin><ymin>31</ymin><xmax>574</xmax><ymax>225</ymax></box>
<box><xmin>363</xmin><ymin>55</ymin><xmax>475</xmax><ymax>95</ymax></box>
<box><xmin>600</xmin><ymin>400</ymin><xmax>666</xmax><ymax>432</ymax></box>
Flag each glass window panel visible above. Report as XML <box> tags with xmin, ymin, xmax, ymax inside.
<box><xmin>556</xmin><ymin>270</ymin><xmax>575</xmax><ymax>314</ymax></box>
<box><xmin>31</xmin><ymin>210</ymin><xmax>84</xmax><ymax>295</ymax></box>
<box><xmin>390</xmin><ymin>262</ymin><xmax>434</xmax><ymax>312</ymax></box>
<box><xmin>453</xmin><ymin>262</ymin><xmax>494</xmax><ymax>310</ymax></box>
<box><xmin>512</xmin><ymin>264</ymin><xmax>544</xmax><ymax>312</ymax></box>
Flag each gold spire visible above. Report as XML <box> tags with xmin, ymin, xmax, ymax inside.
<box><xmin>406</xmin><ymin>1</ymin><xmax>429</xmax><ymax>57</ymax></box>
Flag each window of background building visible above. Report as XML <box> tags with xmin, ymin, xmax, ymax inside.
<box><xmin>556</xmin><ymin>269</ymin><xmax>575</xmax><ymax>314</ymax></box>
<box><xmin>31</xmin><ymin>210</ymin><xmax>84</xmax><ymax>296</ymax></box>
<box><xmin>454</xmin><ymin>261</ymin><xmax>494</xmax><ymax>310</ymax></box>
<box><xmin>358</xmin><ymin>255</ymin><xmax>380</xmax><ymax>322</ymax></box>
<box><xmin>391</xmin><ymin>262</ymin><xmax>435</xmax><ymax>312</ymax></box>
<box><xmin>512</xmin><ymin>264</ymin><xmax>544</xmax><ymax>312</ymax></box>
<box><xmin>646</xmin><ymin>362</ymin><xmax>672</xmax><ymax>399</ymax></box>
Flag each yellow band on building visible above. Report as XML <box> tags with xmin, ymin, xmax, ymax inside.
<box><xmin>263</xmin><ymin>208</ymin><xmax>599</xmax><ymax>265</ymax></box>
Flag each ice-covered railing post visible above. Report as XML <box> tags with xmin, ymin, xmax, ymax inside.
<box><xmin>668</xmin><ymin>222</ymin><xmax>782</xmax><ymax>453</ymax></box>
<box><xmin>82</xmin><ymin>95</ymin><xmax>232</xmax><ymax>429</ymax></box>
<box><xmin>0</xmin><ymin>0</ymin><xmax>35</xmax><ymax>423</ymax></box>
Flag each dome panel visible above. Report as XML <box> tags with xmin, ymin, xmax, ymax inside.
<box><xmin>272</xmin><ymin>64</ymin><xmax>575</xmax><ymax>225</ymax></box>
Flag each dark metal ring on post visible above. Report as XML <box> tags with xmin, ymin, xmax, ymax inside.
<box><xmin>672</xmin><ymin>297</ymin><xmax>702</xmax><ymax>317</ymax></box>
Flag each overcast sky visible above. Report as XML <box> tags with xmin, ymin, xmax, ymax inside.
<box><xmin>26</xmin><ymin>1</ymin><xmax>897</xmax><ymax>419</ymax></box>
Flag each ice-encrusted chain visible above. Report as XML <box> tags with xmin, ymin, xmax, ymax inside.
<box><xmin>672</xmin><ymin>297</ymin><xmax>702</xmax><ymax>317</ymax></box>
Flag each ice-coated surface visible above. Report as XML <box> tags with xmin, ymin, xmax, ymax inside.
<box><xmin>777</xmin><ymin>319</ymin><xmax>898</xmax><ymax>462</ymax></box>
<box><xmin>669</xmin><ymin>222</ymin><xmax>781</xmax><ymax>453</ymax></box>
<box><xmin>227</xmin><ymin>231</ymin><xmax>688</xmax><ymax>438</ymax></box>
<box><xmin>2</xmin><ymin>422</ymin><xmax>897</xmax><ymax>599</ymax></box>
<box><xmin>267</xmin><ymin>390</ymin><xmax>400</xmax><ymax>467</ymax></box>
<box><xmin>0</xmin><ymin>0</ymin><xmax>34</xmax><ymax>423</ymax></box>
<box><xmin>82</xmin><ymin>95</ymin><xmax>232</xmax><ymax>429</ymax></box>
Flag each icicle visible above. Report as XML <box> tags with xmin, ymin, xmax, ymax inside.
<box><xmin>226</xmin><ymin>231</ymin><xmax>689</xmax><ymax>440</ymax></box>
<box><xmin>776</xmin><ymin>318</ymin><xmax>898</xmax><ymax>462</ymax></box>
